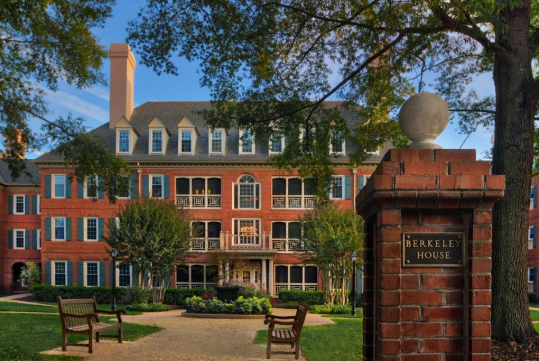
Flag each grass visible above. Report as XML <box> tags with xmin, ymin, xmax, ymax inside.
<box><xmin>0</xmin><ymin>313</ymin><xmax>162</xmax><ymax>361</ymax></box>
<box><xmin>0</xmin><ymin>301</ymin><xmax>59</xmax><ymax>313</ymax></box>
<box><xmin>321</xmin><ymin>313</ymin><xmax>362</xmax><ymax>319</ymax></box>
<box><xmin>254</xmin><ymin>319</ymin><xmax>362</xmax><ymax>361</ymax></box>
<box><xmin>535</xmin><ymin>323</ymin><xmax>539</xmax><ymax>333</ymax></box>
<box><xmin>21</xmin><ymin>302</ymin><xmax>143</xmax><ymax>316</ymax></box>
<box><xmin>530</xmin><ymin>309</ymin><xmax>539</xmax><ymax>321</ymax></box>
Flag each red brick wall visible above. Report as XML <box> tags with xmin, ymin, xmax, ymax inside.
<box><xmin>528</xmin><ymin>175</ymin><xmax>539</xmax><ymax>298</ymax></box>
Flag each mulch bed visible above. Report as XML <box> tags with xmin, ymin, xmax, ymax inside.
<box><xmin>493</xmin><ymin>335</ymin><xmax>539</xmax><ymax>360</ymax></box>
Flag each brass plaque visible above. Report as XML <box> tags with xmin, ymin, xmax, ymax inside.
<box><xmin>402</xmin><ymin>232</ymin><xmax>465</xmax><ymax>267</ymax></box>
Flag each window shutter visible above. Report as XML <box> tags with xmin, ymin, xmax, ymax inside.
<box><xmin>233</xmin><ymin>184</ymin><xmax>238</xmax><ymax>209</ymax></box>
<box><xmin>130</xmin><ymin>175</ymin><xmax>138</xmax><ymax>199</ymax></box>
<box><xmin>100</xmin><ymin>262</ymin><xmax>106</xmax><ymax>286</ymax></box>
<box><xmin>8</xmin><ymin>195</ymin><xmax>12</xmax><ymax>214</ymax></box>
<box><xmin>78</xmin><ymin>262</ymin><xmax>84</xmax><ymax>286</ymax></box>
<box><xmin>534</xmin><ymin>186</ymin><xmax>538</xmax><ymax>208</ymax></box>
<box><xmin>164</xmin><ymin>176</ymin><xmax>170</xmax><ymax>199</ymax></box>
<box><xmin>534</xmin><ymin>226</ymin><xmax>537</xmax><ymax>249</ymax></box>
<box><xmin>358</xmin><ymin>176</ymin><xmax>365</xmax><ymax>191</ymax></box>
<box><xmin>98</xmin><ymin>218</ymin><xmax>104</xmax><ymax>240</ymax></box>
<box><xmin>45</xmin><ymin>218</ymin><xmax>51</xmax><ymax>241</ymax></box>
<box><xmin>32</xmin><ymin>195</ymin><xmax>37</xmax><ymax>214</ymax></box>
<box><xmin>24</xmin><ymin>196</ymin><xmax>29</xmax><ymax>215</ymax></box>
<box><xmin>67</xmin><ymin>262</ymin><xmax>73</xmax><ymax>286</ymax></box>
<box><xmin>98</xmin><ymin>176</ymin><xmax>104</xmax><ymax>199</ymax></box>
<box><xmin>345</xmin><ymin>176</ymin><xmax>351</xmax><ymax>199</ymax></box>
<box><xmin>66</xmin><ymin>177</ymin><xmax>72</xmax><ymax>199</ymax></box>
<box><xmin>66</xmin><ymin>218</ymin><xmax>72</xmax><ymax>241</ymax></box>
<box><xmin>77</xmin><ymin>180</ymin><xmax>84</xmax><ymax>198</ymax></box>
<box><xmin>77</xmin><ymin>218</ymin><xmax>84</xmax><ymax>241</ymax></box>
<box><xmin>32</xmin><ymin>230</ymin><xmax>37</xmax><ymax>249</ymax></box>
<box><xmin>534</xmin><ymin>268</ymin><xmax>537</xmax><ymax>293</ymax></box>
<box><xmin>25</xmin><ymin>230</ymin><xmax>29</xmax><ymax>249</ymax></box>
<box><xmin>8</xmin><ymin>230</ymin><xmax>13</xmax><ymax>249</ymax></box>
<box><xmin>110</xmin><ymin>262</ymin><xmax>114</xmax><ymax>286</ymax></box>
<box><xmin>45</xmin><ymin>262</ymin><xmax>51</xmax><ymax>285</ymax></box>
<box><xmin>255</xmin><ymin>184</ymin><xmax>260</xmax><ymax>209</ymax></box>
<box><xmin>45</xmin><ymin>175</ymin><xmax>51</xmax><ymax>198</ymax></box>
<box><xmin>143</xmin><ymin>175</ymin><xmax>149</xmax><ymax>198</ymax></box>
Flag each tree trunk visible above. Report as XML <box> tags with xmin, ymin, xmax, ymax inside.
<box><xmin>491</xmin><ymin>0</ymin><xmax>536</xmax><ymax>342</ymax></box>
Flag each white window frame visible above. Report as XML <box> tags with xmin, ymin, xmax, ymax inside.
<box><xmin>116</xmin><ymin>263</ymin><xmax>134</xmax><ymax>287</ymax></box>
<box><xmin>13</xmin><ymin>229</ymin><xmax>25</xmax><ymax>249</ymax></box>
<box><xmin>330</xmin><ymin>131</ymin><xmax>345</xmax><ymax>156</ymax></box>
<box><xmin>179</xmin><ymin>130</ymin><xmax>194</xmax><ymax>155</ymax></box>
<box><xmin>528</xmin><ymin>268</ymin><xmax>535</xmax><ymax>284</ymax></box>
<box><xmin>234</xmin><ymin>175</ymin><xmax>261</xmax><ymax>210</ymax></box>
<box><xmin>84</xmin><ymin>176</ymin><xmax>99</xmax><ymax>199</ymax></box>
<box><xmin>175</xmin><ymin>263</ymin><xmax>219</xmax><ymax>289</ymax></box>
<box><xmin>274</xmin><ymin>264</ymin><xmax>318</xmax><ymax>293</ymax></box>
<box><xmin>269</xmin><ymin>132</ymin><xmax>285</xmax><ymax>154</ymax></box>
<box><xmin>239</xmin><ymin>129</ymin><xmax>255</xmax><ymax>155</ymax></box>
<box><xmin>117</xmin><ymin>129</ymin><xmax>131</xmax><ymax>154</ymax></box>
<box><xmin>529</xmin><ymin>226</ymin><xmax>535</xmax><ymax>241</ymax></box>
<box><xmin>36</xmin><ymin>195</ymin><xmax>41</xmax><ymax>215</ymax></box>
<box><xmin>53</xmin><ymin>175</ymin><xmax>66</xmax><ymax>198</ymax></box>
<box><xmin>190</xmin><ymin>220</ymin><xmax>222</xmax><ymax>251</ymax></box>
<box><xmin>330</xmin><ymin>175</ymin><xmax>345</xmax><ymax>200</ymax></box>
<box><xmin>271</xmin><ymin>177</ymin><xmax>316</xmax><ymax>209</ymax></box>
<box><xmin>367</xmin><ymin>147</ymin><xmax>380</xmax><ymax>156</ymax></box>
<box><xmin>150</xmin><ymin>175</ymin><xmax>164</xmax><ymax>199</ymax></box>
<box><xmin>271</xmin><ymin>221</ymin><xmax>302</xmax><ymax>252</ymax></box>
<box><xmin>14</xmin><ymin>194</ymin><xmax>25</xmax><ymax>214</ymax></box>
<box><xmin>85</xmin><ymin>217</ymin><xmax>99</xmax><ymax>242</ymax></box>
<box><xmin>53</xmin><ymin>217</ymin><xmax>66</xmax><ymax>242</ymax></box>
<box><xmin>116</xmin><ymin>175</ymin><xmax>131</xmax><ymax>199</ymax></box>
<box><xmin>209</xmin><ymin>129</ymin><xmax>225</xmax><ymax>154</ymax></box>
<box><xmin>52</xmin><ymin>261</ymin><xmax>67</xmax><ymax>286</ymax></box>
<box><xmin>299</xmin><ymin>127</ymin><xmax>316</xmax><ymax>152</ymax></box>
<box><xmin>531</xmin><ymin>187</ymin><xmax>536</xmax><ymax>210</ymax></box>
<box><xmin>84</xmin><ymin>261</ymin><xmax>100</xmax><ymax>287</ymax></box>
<box><xmin>175</xmin><ymin>176</ymin><xmax>222</xmax><ymax>209</ymax></box>
<box><xmin>150</xmin><ymin>129</ymin><xmax>165</xmax><ymax>154</ymax></box>
<box><xmin>37</xmin><ymin>229</ymin><xmax>41</xmax><ymax>250</ymax></box>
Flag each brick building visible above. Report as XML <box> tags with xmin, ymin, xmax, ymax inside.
<box><xmin>2</xmin><ymin>44</ymin><xmax>380</xmax><ymax>296</ymax></box>
<box><xmin>528</xmin><ymin>174</ymin><xmax>539</xmax><ymax>298</ymax></box>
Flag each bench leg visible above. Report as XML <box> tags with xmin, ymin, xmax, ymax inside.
<box><xmin>61</xmin><ymin>329</ymin><xmax>67</xmax><ymax>351</ymax></box>
<box><xmin>119</xmin><ymin>325</ymin><xmax>123</xmax><ymax>343</ymax></box>
<box><xmin>266</xmin><ymin>339</ymin><xmax>271</xmax><ymax>359</ymax></box>
<box><xmin>291</xmin><ymin>342</ymin><xmax>295</xmax><ymax>348</ymax></box>
<box><xmin>295</xmin><ymin>339</ymin><xmax>300</xmax><ymax>360</ymax></box>
<box><xmin>89</xmin><ymin>332</ymin><xmax>93</xmax><ymax>354</ymax></box>
<box><xmin>96</xmin><ymin>332</ymin><xmax>100</xmax><ymax>343</ymax></box>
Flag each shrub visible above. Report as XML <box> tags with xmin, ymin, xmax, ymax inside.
<box><xmin>163</xmin><ymin>288</ymin><xmax>214</xmax><ymax>306</ymax></box>
<box><xmin>185</xmin><ymin>296</ymin><xmax>272</xmax><ymax>315</ymax></box>
<box><xmin>529</xmin><ymin>293</ymin><xmax>537</xmax><ymax>304</ymax></box>
<box><xmin>278</xmin><ymin>290</ymin><xmax>324</xmax><ymax>306</ymax></box>
<box><xmin>127</xmin><ymin>303</ymin><xmax>172</xmax><ymax>312</ymax></box>
<box><xmin>309</xmin><ymin>304</ymin><xmax>351</xmax><ymax>314</ymax></box>
<box><xmin>19</xmin><ymin>262</ymin><xmax>41</xmax><ymax>288</ymax></box>
<box><xmin>129</xmin><ymin>287</ymin><xmax>151</xmax><ymax>304</ymax></box>
<box><xmin>31</xmin><ymin>284</ymin><xmax>132</xmax><ymax>304</ymax></box>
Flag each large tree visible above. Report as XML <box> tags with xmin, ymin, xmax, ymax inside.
<box><xmin>127</xmin><ymin>0</ymin><xmax>539</xmax><ymax>341</ymax></box>
<box><xmin>0</xmin><ymin>0</ymin><xmax>129</xmax><ymax>202</ymax></box>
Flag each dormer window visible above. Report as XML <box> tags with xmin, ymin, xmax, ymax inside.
<box><xmin>209</xmin><ymin>129</ymin><xmax>225</xmax><ymax>154</ymax></box>
<box><xmin>177</xmin><ymin>116</ymin><xmax>198</xmax><ymax>155</ymax></box>
<box><xmin>119</xmin><ymin>130</ymin><xmax>130</xmax><ymax>153</ymax></box>
<box><xmin>115</xmin><ymin>116</ymin><xmax>139</xmax><ymax>155</ymax></box>
<box><xmin>330</xmin><ymin>130</ymin><xmax>345</xmax><ymax>155</ymax></box>
<box><xmin>151</xmin><ymin>129</ymin><xmax>163</xmax><ymax>153</ymax></box>
<box><xmin>270</xmin><ymin>132</ymin><xmax>285</xmax><ymax>154</ymax></box>
<box><xmin>239</xmin><ymin>129</ymin><xmax>255</xmax><ymax>154</ymax></box>
<box><xmin>181</xmin><ymin>131</ymin><xmax>192</xmax><ymax>153</ymax></box>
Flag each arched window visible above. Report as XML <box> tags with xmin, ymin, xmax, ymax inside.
<box><xmin>234</xmin><ymin>175</ymin><xmax>261</xmax><ymax>209</ymax></box>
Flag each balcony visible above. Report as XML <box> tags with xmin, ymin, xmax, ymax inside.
<box><xmin>272</xmin><ymin>239</ymin><xmax>302</xmax><ymax>252</ymax></box>
<box><xmin>272</xmin><ymin>195</ymin><xmax>317</xmax><ymax>209</ymax></box>
<box><xmin>191</xmin><ymin>237</ymin><xmax>221</xmax><ymax>251</ymax></box>
<box><xmin>275</xmin><ymin>284</ymin><xmax>318</xmax><ymax>294</ymax></box>
<box><xmin>176</xmin><ymin>194</ymin><xmax>221</xmax><ymax>209</ymax></box>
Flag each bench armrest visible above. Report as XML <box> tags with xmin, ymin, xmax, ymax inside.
<box><xmin>264</xmin><ymin>319</ymin><xmax>300</xmax><ymax>326</ymax></box>
<box><xmin>264</xmin><ymin>315</ymin><xmax>295</xmax><ymax>320</ymax></box>
<box><xmin>96</xmin><ymin>309</ymin><xmax>127</xmax><ymax>315</ymax></box>
<box><xmin>62</xmin><ymin>312</ymin><xmax>99</xmax><ymax>319</ymax></box>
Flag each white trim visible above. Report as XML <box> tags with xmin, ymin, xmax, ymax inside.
<box><xmin>239</xmin><ymin>129</ymin><xmax>255</xmax><ymax>155</ymax></box>
<box><xmin>36</xmin><ymin>195</ymin><xmax>41</xmax><ymax>215</ymax></box>
<box><xmin>528</xmin><ymin>267</ymin><xmax>535</xmax><ymax>284</ymax></box>
<box><xmin>116</xmin><ymin>263</ymin><xmax>134</xmax><ymax>287</ymax></box>
<box><xmin>52</xmin><ymin>261</ymin><xmax>68</xmax><ymax>286</ymax></box>
<box><xmin>116</xmin><ymin>129</ymin><xmax>131</xmax><ymax>154</ymax></box>
<box><xmin>329</xmin><ymin>131</ymin><xmax>345</xmax><ymax>156</ymax></box>
<box><xmin>150</xmin><ymin>174</ymin><xmax>165</xmax><ymax>199</ymax></box>
<box><xmin>13</xmin><ymin>194</ymin><xmax>25</xmax><ymax>214</ymax></box>
<box><xmin>52</xmin><ymin>217</ymin><xmax>66</xmax><ymax>242</ymax></box>
<box><xmin>178</xmin><ymin>129</ymin><xmax>195</xmax><ymax>155</ymax></box>
<box><xmin>330</xmin><ymin>175</ymin><xmax>345</xmax><ymax>200</ymax></box>
<box><xmin>233</xmin><ymin>175</ymin><xmax>261</xmax><ymax>210</ymax></box>
<box><xmin>52</xmin><ymin>174</ymin><xmax>66</xmax><ymax>199</ymax></box>
<box><xmin>271</xmin><ymin>221</ymin><xmax>302</xmax><ymax>252</ymax></box>
<box><xmin>209</xmin><ymin>129</ymin><xmax>225</xmax><ymax>155</ymax></box>
<box><xmin>84</xmin><ymin>176</ymin><xmax>99</xmax><ymax>198</ymax></box>
<box><xmin>529</xmin><ymin>226</ymin><xmax>534</xmax><ymax>241</ymax></box>
<box><xmin>149</xmin><ymin>129</ymin><xmax>165</xmax><ymax>154</ymax></box>
<box><xmin>269</xmin><ymin>132</ymin><xmax>285</xmax><ymax>154</ymax></box>
<box><xmin>367</xmin><ymin>147</ymin><xmax>379</xmax><ymax>156</ymax></box>
<box><xmin>84</xmin><ymin>261</ymin><xmax>100</xmax><ymax>287</ymax></box>
<box><xmin>84</xmin><ymin>217</ymin><xmax>99</xmax><ymax>242</ymax></box>
<box><xmin>232</xmin><ymin>218</ymin><xmax>262</xmax><ymax>235</ymax></box>
<box><xmin>37</xmin><ymin>229</ymin><xmax>41</xmax><ymax>250</ymax></box>
<box><xmin>13</xmin><ymin>229</ymin><xmax>25</xmax><ymax>249</ymax></box>
<box><xmin>117</xmin><ymin>175</ymin><xmax>131</xmax><ymax>199</ymax></box>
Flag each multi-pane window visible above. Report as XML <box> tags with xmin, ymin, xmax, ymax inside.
<box><xmin>531</xmin><ymin>187</ymin><xmax>537</xmax><ymax>210</ymax></box>
<box><xmin>117</xmin><ymin>175</ymin><xmax>130</xmax><ymax>198</ymax></box>
<box><xmin>176</xmin><ymin>264</ymin><xmax>218</xmax><ymax>288</ymax></box>
<box><xmin>119</xmin><ymin>130</ymin><xmax>130</xmax><ymax>153</ymax></box>
<box><xmin>191</xmin><ymin>221</ymin><xmax>221</xmax><ymax>250</ymax></box>
<box><xmin>181</xmin><ymin>130</ymin><xmax>192</xmax><ymax>153</ymax></box>
<box><xmin>54</xmin><ymin>175</ymin><xmax>66</xmax><ymax>198</ymax></box>
<box><xmin>331</xmin><ymin>176</ymin><xmax>344</xmax><ymax>200</ymax></box>
<box><xmin>54</xmin><ymin>261</ymin><xmax>67</xmax><ymax>286</ymax></box>
<box><xmin>86</xmin><ymin>262</ymin><xmax>99</xmax><ymax>287</ymax></box>
<box><xmin>234</xmin><ymin>175</ymin><xmax>260</xmax><ymax>209</ymax></box>
<box><xmin>151</xmin><ymin>130</ymin><xmax>163</xmax><ymax>153</ymax></box>
<box><xmin>272</xmin><ymin>222</ymin><xmax>301</xmax><ymax>251</ymax></box>
<box><xmin>151</xmin><ymin>175</ymin><xmax>164</xmax><ymax>198</ymax></box>
<box><xmin>85</xmin><ymin>176</ymin><xmax>98</xmax><ymax>198</ymax></box>
<box><xmin>14</xmin><ymin>195</ymin><xmax>24</xmax><ymax>214</ymax></box>
<box><xmin>270</xmin><ymin>132</ymin><xmax>284</xmax><ymax>153</ymax></box>
<box><xmin>14</xmin><ymin>230</ymin><xmax>24</xmax><ymax>249</ymax></box>
<box><xmin>233</xmin><ymin>219</ymin><xmax>261</xmax><ymax>246</ymax></box>
<box><xmin>239</xmin><ymin>130</ymin><xmax>254</xmax><ymax>154</ymax></box>
<box><xmin>176</xmin><ymin>177</ymin><xmax>222</xmax><ymax>208</ymax></box>
<box><xmin>331</xmin><ymin>131</ymin><xmax>345</xmax><ymax>154</ymax></box>
<box><xmin>86</xmin><ymin>218</ymin><xmax>98</xmax><ymax>241</ymax></box>
<box><xmin>275</xmin><ymin>265</ymin><xmax>318</xmax><ymax>293</ymax></box>
<box><xmin>54</xmin><ymin>218</ymin><xmax>66</xmax><ymax>241</ymax></box>
<box><xmin>530</xmin><ymin>226</ymin><xmax>535</xmax><ymax>241</ymax></box>
<box><xmin>272</xmin><ymin>177</ymin><xmax>315</xmax><ymax>209</ymax></box>
<box><xmin>529</xmin><ymin>268</ymin><xmax>535</xmax><ymax>283</ymax></box>
<box><xmin>119</xmin><ymin>264</ymin><xmax>132</xmax><ymax>287</ymax></box>
<box><xmin>210</xmin><ymin>130</ymin><xmax>223</xmax><ymax>153</ymax></box>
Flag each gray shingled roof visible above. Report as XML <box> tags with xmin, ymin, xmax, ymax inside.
<box><xmin>0</xmin><ymin>159</ymin><xmax>40</xmax><ymax>185</ymax></box>
<box><xmin>35</xmin><ymin>101</ymin><xmax>387</xmax><ymax>164</ymax></box>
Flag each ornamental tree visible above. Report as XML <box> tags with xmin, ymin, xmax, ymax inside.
<box><xmin>105</xmin><ymin>199</ymin><xmax>192</xmax><ymax>303</ymax></box>
<box><xmin>127</xmin><ymin>0</ymin><xmax>539</xmax><ymax>341</ymax></box>
<box><xmin>299</xmin><ymin>202</ymin><xmax>363</xmax><ymax>305</ymax></box>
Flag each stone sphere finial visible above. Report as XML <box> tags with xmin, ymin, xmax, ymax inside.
<box><xmin>398</xmin><ymin>92</ymin><xmax>449</xmax><ymax>149</ymax></box>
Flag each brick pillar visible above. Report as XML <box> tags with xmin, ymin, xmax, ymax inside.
<box><xmin>356</xmin><ymin>149</ymin><xmax>504</xmax><ymax>361</ymax></box>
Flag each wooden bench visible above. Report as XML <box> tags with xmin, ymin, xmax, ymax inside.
<box><xmin>264</xmin><ymin>305</ymin><xmax>307</xmax><ymax>359</ymax></box>
<box><xmin>57</xmin><ymin>296</ymin><xmax>126</xmax><ymax>353</ymax></box>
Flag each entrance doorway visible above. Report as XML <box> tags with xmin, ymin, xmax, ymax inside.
<box><xmin>233</xmin><ymin>269</ymin><xmax>258</xmax><ymax>287</ymax></box>
<box><xmin>11</xmin><ymin>262</ymin><xmax>27</xmax><ymax>293</ymax></box>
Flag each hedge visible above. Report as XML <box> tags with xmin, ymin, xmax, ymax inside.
<box><xmin>278</xmin><ymin>290</ymin><xmax>324</xmax><ymax>305</ymax></box>
<box><xmin>31</xmin><ymin>285</ymin><xmax>213</xmax><ymax>306</ymax></box>
<box><xmin>529</xmin><ymin>292</ymin><xmax>537</xmax><ymax>304</ymax></box>
<box><xmin>186</xmin><ymin>296</ymin><xmax>272</xmax><ymax>315</ymax></box>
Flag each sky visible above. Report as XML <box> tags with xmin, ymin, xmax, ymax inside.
<box><xmin>27</xmin><ymin>0</ymin><xmax>494</xmax><ymax>159</ymax></box>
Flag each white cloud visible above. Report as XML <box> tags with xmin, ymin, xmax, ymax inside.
<box><xmin>45</xmin><ymin>90</ymin><xmax>108</xmax><ymax>123</ymax></box>
<box><xmin>85</xmin><ymin>86</ymin><xmax>110</xmax><ymax>101</ymax></box>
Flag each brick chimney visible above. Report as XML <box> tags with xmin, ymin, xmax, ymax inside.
<box><xmin>4</xmin><ymin>129</ymin><xmax>26</xmax><ymax>159</ymax></box>
<box><xmin>109</xmin><ymin>44</ymin><xmax>136</xmax><ymax>128</ymax></box>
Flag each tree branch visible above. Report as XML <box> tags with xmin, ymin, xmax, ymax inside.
<box><xmin>530</xmin><ymin>28</ymin><xmax>539</xmax><ymax>51</ymax></box>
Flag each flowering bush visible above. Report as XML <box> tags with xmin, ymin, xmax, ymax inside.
<box><xmin>220</xmin><ymin>279</ymin><xmax>266</xmax><ymax>298</ymax></box>
<box><xmin>185</xmin><ymin>296</ymin><xmax>272</xmax><ymax>315</ymax></box>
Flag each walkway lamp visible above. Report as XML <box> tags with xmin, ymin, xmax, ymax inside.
<box><xmin>351</xmin><ymin>253</ymin><xmax>358</xmax><ymax>316</ymax></box>
<box><xmin>111</xmin><ymin>248</ymin><xmax>118</xmax><ymax>311</ymax></box>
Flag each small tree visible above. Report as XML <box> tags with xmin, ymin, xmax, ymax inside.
<box><xmin>300</xmin><ymin>202</ymin><xmax>363</xmax><ymax>305</ymax></box>
<box><xmin>105</xmin><ymin>199</ymin><xmax>192</xmax><ymax>304</ymax></box>
<box><xmin>19</xmin><ymin>262</ymin><xmax>41</xmax><ymax>288</ymax></box>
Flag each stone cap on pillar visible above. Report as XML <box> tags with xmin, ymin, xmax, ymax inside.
<box><xmin>356</xmin><ymin>148</ymin><xmax>505</xmax><ymax>220</ymax></box>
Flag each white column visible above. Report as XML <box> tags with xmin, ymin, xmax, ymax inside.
<box><xmin>225</xmin><ymin>262</ymin><xmax>230</xmax><ymax>282</ymax></box>
<box><xmin>188</xmin><ymin>265</ymin><xmax>192</xmax><ymax>288</ymax></box>
<box><xmin>261</xmin><ymin>259</ymin><xmax>267</xmax><ymax>292</ymax></box>
<box><xmin>269</xmin><ymin>259</ymin><xmax>274</xmax><ymax>297</ymax></box>
<box><xmin>218</xmin><ymin>262</ymin><xmax>223</xmax><ymax>286</ymax></box>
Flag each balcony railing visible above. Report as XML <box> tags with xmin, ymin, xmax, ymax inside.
<box><xmin>220</xmin><ymin>232</ymin><xmax>273</xmax><ymax>250</ymax></box>
<box><xmin>191</xmin><ymin>237</ymin><xmax>221</xmax><ymax>251</ymax></box>
<box><xmin>176</xmin><ymin>194</ymin><xmax>221</xmax><ymax>209</ymax></box>
<box><xmin>272</xmin><ymin>239</ymin><xmax>302</xmax><ymax>252</ymax></box>
<box><xmin>275</xmin><ymin>283</ymin><xmax>318</xmax><ymax>294</ymax></box>
<box><xmin>176</xmin><ymin>282</ymin><xmax>218</xmax><ymax>289</ymax></box>
<box><xmin>272</xmin><ymin>195</ymin><xmax>317</xmax><ymax>209</ymax></box>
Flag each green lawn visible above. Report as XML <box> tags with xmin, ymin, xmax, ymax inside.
<box><xmin>530</xmin><ymin>309</ymin><xmax>539</xmax><ymax>321</ymax></box>
<box><xmin>321</xmin><ymin>313</ymin><xmax>362</xmax><ymax>319</ymax></box>
<box><xmin>0</xmin><ymin>301</ymin><xmax>142</xmax><ymax>316</ymax></box>
<box><xmin>255</xmin><ymin>319</ymin><xmax>362</xmax><ymax>361</ymax></box>
<box><xmin>0</xmin><ymin>313</ymin><xmax>162</xmax><ymax>361</ymax></box>
<box><xmin>534</xmin><ymin>323</ymin><xmax>539</xmax><ymax>333</ymax></box>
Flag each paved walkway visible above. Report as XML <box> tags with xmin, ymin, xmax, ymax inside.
<box><xmin>42</xmin><ymin>308</ymin><xmax>334</xmax><ymax>360</ymax></box>
<box><xmin>0</xmin><ymin>293</ymin><xmax>55</xmax><ymax>307</ymax></box>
